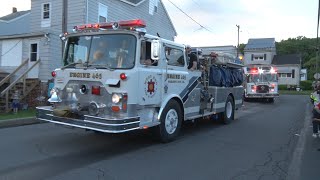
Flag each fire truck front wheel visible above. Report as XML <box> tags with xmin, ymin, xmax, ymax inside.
<box><xmin>221</xmin><ymin>95</ymin><xmax>235</xmax><ymax>124</ymax></box>
<box><xmin>156</xmin><ymin>100</ymin><xmax>182</xmax><ymax>143</ymax></box>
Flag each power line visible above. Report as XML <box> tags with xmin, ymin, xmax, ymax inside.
<box><xmin>190</xmin><ymin>0</ymin><xmax>207</xmax><ymax>12</ymax></box>
<box><xmin>167</xmin><ymin>0</ymin><xmax>212</xmax><ymax>33</ymax></box>
<box><xmin>1</xmin><ymin>40</ymin><xmax>22</xmax><ymax>57</ymax></box>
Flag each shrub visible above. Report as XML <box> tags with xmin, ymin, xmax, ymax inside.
<box><xmin>300</xmin><ymin>80</ymin><xmax>313</xmax><ymax>90</ymax></box>
<box><xmin>278</xmin><ymin>85</ymin><xmax>287</xmax><ymax>90</ymax></box>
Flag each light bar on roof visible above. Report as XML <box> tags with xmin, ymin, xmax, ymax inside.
<box><xmin>73</xmin><ymin>19</ymin><xmax>146</xmax><ymax>32</ymax></box>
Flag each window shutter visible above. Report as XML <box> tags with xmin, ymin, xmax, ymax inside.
<box><xmin>251</xmin><ymin>54</ymin><xmax>253</xmax><ymax>61</ymax></box>
<box><xmin>264</xmin><ymin>54</ymin><xmax>266</xmax><ymax>60</ymax></box>
<box><xmin>292</xmin><ymin>69</ymin><xmax>295</xmax><ymax>78</ymax></box>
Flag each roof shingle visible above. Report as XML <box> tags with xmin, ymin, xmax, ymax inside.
<box><xmin>272</xmin><ymin>54</ymin><xmax>301</xmax><ymax>65</ymax></box>
<box><xmin>0</xmin><ymin>10</ymin><xmax>30</xmax><ymax>21</ymax></box>
<box><xmin>245</xmin><ymin>38</ymin><xmax>275</xmax><ymax>50</ymax></box>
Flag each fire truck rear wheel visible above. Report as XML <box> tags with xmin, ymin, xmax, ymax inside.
<box><xmin>156</xmin><ymin>100</ymin><xmax>182</xmax><ymax>143</ymax></box>
<box><xmin>221</xmin><ymin>95</ymin><xmax>235</xmax><ymax>124</ymax></box>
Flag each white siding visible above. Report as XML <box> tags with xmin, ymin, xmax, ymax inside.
<box><xmin>86</xmin><ymin>0</ymin><xmax>176</xmax><ymax>40</ymax></box>
<box><xmin>1</xmin><ymin>39</ymin><xmax>22</xmax><ymax>66</ymax></box>
<box><xmin>276</xmin><ymin>65</ymin><xmax>300</xmax><ymax>85</ymax></box>
<box><xmin>244</xmin><ymin>50</ymin><xmax>275</xmax><ymax>66</ymax></box>
<box><xmin>67</xmin><ymin>0</ymin><xmax>86</xmax><ymax>30</ymax></box>
<box><xmin>31</xmin><ymin>0</ymin><xmax>64</xmax><ymax>81</ymax></box>
<box><xmin>28</xmin><ymin>0</ymin><xmax>176</xmax><ymax>82</ymax></box>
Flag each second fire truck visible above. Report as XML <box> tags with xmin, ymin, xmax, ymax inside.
<box><xmin>243</xmin><ymin>64</ymin><xmax>279</xmax><ymax>102</ymax></box>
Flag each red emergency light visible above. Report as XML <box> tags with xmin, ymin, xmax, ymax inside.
<box><xmin>120</xmin><ymin>73</ymin><xmax>127</xmax><ymax>80</ymax></box>
<box><xmin>74</xmin><ymin>19</ymin><xmax>146</xmax><ymax>31</ymax></box>
<box><xmin>91</xmin><ymin>86</ymin><xmax>101</xmax><ymax>95</ymax></box>
<box><xmin>250</xmin><ymin>68</ymin><xmax>258</xmax><ymax>74</ymax></box>
<box><xmin>51</xmin><ymin>71</ymin><xmax>56</xmax><ymax>78</ymax></box>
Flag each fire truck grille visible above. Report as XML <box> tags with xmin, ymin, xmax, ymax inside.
<box><xmin>257</xmin><ymin>85</ymin><xmax>269</xmax><ymax>93</ymax></box>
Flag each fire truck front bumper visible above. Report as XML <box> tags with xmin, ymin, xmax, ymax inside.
<box><xmin>246</xmin><ymin>93</ymin><xmax>279</xmax><ymax>98</ymax></box>
<box><xmin>36</xmin><ymin>106</ymin><xmax>140</xmax><ymax>133</ymax></box>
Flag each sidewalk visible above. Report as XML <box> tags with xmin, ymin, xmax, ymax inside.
<box><xmin>0</xmin><ymin>117</ymin><xmax>42</xmax><ymax>129</ymax></box>
<box><xmin>300</xmin><ymin>124</ymin><xmax>320</xmax><ymax>180</ymax></box>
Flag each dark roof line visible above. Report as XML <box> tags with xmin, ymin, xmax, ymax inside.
<box><xmin>0</xmin><ymin>10</ymin><xmax>30</xmax><ymax>21</ymax></box>
<box><xmin>272</xmin><ymin>54</ymin><xmax>301</xmax><ymax>65</ymax></box>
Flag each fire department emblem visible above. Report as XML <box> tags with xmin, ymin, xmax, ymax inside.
<box><xmin>144</xmin><ymin>75</ymin><xmax>158</xmax><ymax>98</ymax></box>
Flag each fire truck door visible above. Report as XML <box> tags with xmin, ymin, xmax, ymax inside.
<box><xmin>138</xmin><ymin>67</ymin><xmax>162</xmax><ymax>105</ymax></box>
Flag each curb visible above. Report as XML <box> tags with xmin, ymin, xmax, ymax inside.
<box><xmin>0</xmin><ymin>117</ymin><xmax>45</xmax><ymax>129</ymax></box>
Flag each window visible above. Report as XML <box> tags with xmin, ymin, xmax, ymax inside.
<box><xmin>149</xmin><ymin>0</ymin><xmax>159</xmax><ymax>15</ymax></box>
<box><xmin>98</xmin><ymin>3</ymin><xmax>108</xmax><ymax>23</ymax></box>
<box><xmin>278</xmin><ymin>73</ymin><xmax>292</xmax><ymax>78</ymax></box>
<box><xmin>30</xmin><ymin>43</ymin><xmax>38</xmax><ymax>62</ymax></box>
<box><xmin>64</xmin><ymin>34</ymin><xmax>137</xmax><ymax>69</ymax></box>
<box><xmin>251</xmin><ymin>54</ymin><xmax>266</xmax><ymax>61</ymax></box>
<box><xmin>42</xmin><ymin>3</ymin><xmax>50</xmax><ymax>19</ymax></box>
<box><xmin>140</xmin><ymin>41</ymin><xmax>156</xmax><ymax>66</ymax></box>
<box><xmin>41</xmin><ymin>3</ymin><xmax>51</xmax><ymax>27</ymax></box>
<box><xmin>165</xmin><ymin>46</ymin><xmax>184</xmax><ymax>67</ymax></box>
<box><xmin>120</xmin><ymin>0</ymin><xmax>145</xmax><ymax>6</ymax></box>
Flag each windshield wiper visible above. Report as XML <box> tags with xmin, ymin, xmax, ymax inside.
<box><xmin>62</xmin><ymin>62</ymin><xmax>83</xmax><ymax>69</ymax></box>
<box><xmin>86</xmin><ymin>64</ymin><xmax>114</xmax><ymax>71</ymax></box>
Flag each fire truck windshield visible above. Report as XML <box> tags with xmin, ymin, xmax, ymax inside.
<box><xmin>248</xmin><ymin>73</ymin><xmax>277</xmax><ymax>83</ymax></box>
<box><xmin>63</xmin><ymin>34</ymin><xmax>136</xmax><ymax>69</ymax></box>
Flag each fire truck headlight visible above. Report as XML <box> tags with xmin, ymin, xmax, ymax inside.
<box><xmin>112</xmin><ymin>93</ymin><xmax>122</xmax><ymax>104</ymax></box>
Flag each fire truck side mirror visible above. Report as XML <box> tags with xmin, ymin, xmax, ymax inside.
<box><xmin>151</xmin><ymin>40</ymin><xmax>160</xmax><ymax>61</ymax></box>
<box><xmin>59</xmin><ymin>33</ymin><xmax>67</xmax><ymax>41</ymax></box>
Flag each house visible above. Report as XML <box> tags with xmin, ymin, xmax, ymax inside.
<box><xmin>0</xmin><ymin>0</ymin><xmax>176</xmax><ymax>82</ymax></box>
<box><xmin>272</xmin><ymin>54</ymin><xmax>302</xmax><ymax>86</ymax></box>
<box><xmin>197</xmin><ymin>45</ymin><xmax>237</xmax><ymax>57</ymax></box>
<box><xmin>243</xmin><ymin>38</ymin><xmax>276</xmax><ymax>65</ymax></box>
<box><xmin>0</xmin><ymin>0</ymin><xmax>177</xmax><ymax>110</ymax></box>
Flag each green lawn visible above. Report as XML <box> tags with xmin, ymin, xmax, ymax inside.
<box><xmin>279</xmin><ymin>90</ymin><xmax>312</xmax><ymax>95</ymax></box>
<box><xmin>0</xmin><ymin>109</ymin><xmax>36</xmax><ymax>121</ymax></box>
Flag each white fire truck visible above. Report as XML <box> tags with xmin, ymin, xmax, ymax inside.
<box><xmin>243</xmin><ymin>65</ymin><xmax>279</xmax><ymax>102</ymax></box>
<box><xmin>36</xmin><ymin>19</ymin><xmax>244</xmax><ymax>142</ymax></box>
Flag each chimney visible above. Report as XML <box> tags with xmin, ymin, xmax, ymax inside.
<box><xmin>12</xmin><ymin>7</ymin><xmax>17</xmax><ymax>13</ymax></box>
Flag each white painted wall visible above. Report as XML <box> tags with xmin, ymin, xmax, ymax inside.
<box><xmin>1</xmin><ymin>39</ymin><xmax>22</xmax><ymax>66</ymax></box>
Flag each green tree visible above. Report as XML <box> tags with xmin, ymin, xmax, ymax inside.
<box><xmin>276</xmin><ymin>36</ymin><xmax>318</xmax><ymax>79</ymax></box>
<box><xmin>238</xmin><ymin>43</ymin><xmax>246</xmax><ymax>55</ymax></box>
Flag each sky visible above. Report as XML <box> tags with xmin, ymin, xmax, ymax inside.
<box><xmin>0</xmin><ymin>0</ymin><xmax>317</xmax><ymax>47</ymax></box>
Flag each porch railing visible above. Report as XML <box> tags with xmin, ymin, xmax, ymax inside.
<box><xmin>0</xmin><ymin>59</ymin><xmax>41</xmax><ymax>112</ymax></box>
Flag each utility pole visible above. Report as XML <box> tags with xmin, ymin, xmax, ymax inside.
<box><xmin>62</xmin><ymin>0</ymin><xmax>68</xmax><ymax>54</ymax></box>
<box><xmin>316</xmin><ymin>0</ymin><xmax>320</xmax><ymax>80</ymax></box>
<box><xmin>236</xmin><ymin>24</ymin><xmax>240</xmax><ymax>57</ymax></box>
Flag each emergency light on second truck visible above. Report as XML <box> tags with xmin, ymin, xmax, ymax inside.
<box><xmin>243</xmin><ymin>65</ymin><xmax>279</xmax><ymax>102</ymax></box>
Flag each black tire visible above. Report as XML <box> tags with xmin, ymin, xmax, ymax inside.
<box><xmin>221</xmin><ymin>95</ymin><xmax>235</xmax><ymax>124</ymax></box>
<box><xmin>156</xmin><ymin>100</ymin><xmax>182</xmax><ymax>143</ymax></box>
<box><xmin>269</xmin><ymin>98</ymin><xmax>274</xmax><ymax>103</ymax></box>
<box><xmin>265</xmin><ymin>98</ymin><xmax>274</xmax><ymax>103</ymax></box>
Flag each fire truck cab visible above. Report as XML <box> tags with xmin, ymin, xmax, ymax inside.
<box><xmin>243</xmin><ymin>65</ymin><xmax>279</xmax><ymax>102</ymax></box>
<box><xmin>36</xmin><ymin>19</ymin><xmax>244</xmax><ymax>142</ymax></box>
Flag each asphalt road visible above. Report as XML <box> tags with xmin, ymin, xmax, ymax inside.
<box><xmin>0</xmin><ymin>95</ymin><xmax>310</xmax><ymax>180</ymax></box>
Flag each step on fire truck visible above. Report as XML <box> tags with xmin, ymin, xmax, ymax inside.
<box><xmin>243</xmin><ymin>65</ymin><xmax>279</xmax><ymax>102</ymax></box>
<box><xmin>36</xmin><ymin>19</ymin><xmax>244</xmax><ymax>142</ymax></box>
